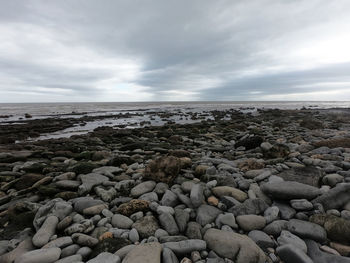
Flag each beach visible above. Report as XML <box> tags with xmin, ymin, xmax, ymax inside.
<box><xmin>1</xmin><ymin>107</ymin><xmax>350</xmax><ymax>262</ymax></box>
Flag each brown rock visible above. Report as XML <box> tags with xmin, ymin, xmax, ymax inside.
<box><xmin>144</xmin><ymin>156</ymin><xmax>181</xmax><ymax>184</ymax></box>
<box><xmin>330</xmin><ymin>242</ymin><xmax>350</xmax><ymax>256</ymax></box>
<box><xmin>207</xmin><ymin>196</ymin><xmax>219</xmax><ymax>206</ymax></box>
<box><xmin>15</xmin><ymin>173</ymin><xmax>45</xmax><ymax>190</ymax></box>
<box><xmin>116</xmin><ymin>199</ymin><xmax>149</xmax><ymax>217</ymax></box>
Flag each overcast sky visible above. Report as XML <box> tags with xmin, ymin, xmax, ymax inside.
<box><xmin>1</xmin><ymin>0</ymin><xmax>350</xmax><ymax>102</ymax></box>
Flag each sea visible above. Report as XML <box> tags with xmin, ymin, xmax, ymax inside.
<box><xmin>1</xmin><ymin>101</ymin><xmax>349</xmax><ymax>141</ymax></box>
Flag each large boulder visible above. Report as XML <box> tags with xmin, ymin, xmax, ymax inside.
<box><xmin>204</xmin><ymin>228</ymin><xmax>266</xmax><ymax>263</ymax></box>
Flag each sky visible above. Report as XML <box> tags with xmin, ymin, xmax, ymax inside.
<box><xmin>1</xmin><ymin>0</ymin><xmax>350</xmax><ymax>102</ymax></box>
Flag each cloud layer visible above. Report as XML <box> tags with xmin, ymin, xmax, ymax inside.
<box><xmin>1</xmin><ymin>0</ymin><xmax>350</xmax><ymax>102</ymax></box>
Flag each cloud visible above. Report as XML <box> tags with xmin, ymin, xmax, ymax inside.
<box><xmin>0</xmin><ymin>0</ymin><xmax>350</xmax><ymax>102</ymax></box>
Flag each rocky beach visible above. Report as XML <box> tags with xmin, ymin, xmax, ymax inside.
<box><xmin>1</xmin><ymin>107</ymin><xmax>350</xmax><ymax>263</ymax></box>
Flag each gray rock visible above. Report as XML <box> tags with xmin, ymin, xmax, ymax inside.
<box><xmin>157</xmin><ymin>206</ymin><xmax>175</xmax><ymax>215</ymax></box>
<box><xmin>130</xmin><ymin>181</ymin><xmax>156</xmax><ymax>197</ymax></box>
<box><xmin>196</xmin><ymin>205</ymin><xmax>222</xmax><ymax>226</ymax></box>
<box><xmin>73</xmin><ymin>198</ymin><xmax>105</xmax><ymax>214</ymax></box>
<box><xmin>190</xmin><ymin>184</ymin><xmax>205</xmax><ymax>208</ymax></box>
<box><xmin>0</xmin><ymin>240</ymin><xmax>9</xmax><ymax>256</ymax></box>
<box><xmin>261</xmin><ymin>181</ymin><xmax>321</xmax><ymax>200</ymax></box>
<box><xmin>154</xmin><ymin>182</ymin><xmax>169</xmax><ymax>195</ymax></box>
<box><xmin>163</xmin><ymin>240</ymin><xmax>206</xmax><ymax>255</ymax></box>
<box><xmin>92</xmin><ymin>166</ymin><xmax>123</xmax><ymax>177</ymax></box>
<box><xmin>87</xmin><ymin>252</ymin><xmax>120</xmax><ymax>263</ymax></box>
<box><xmin>159</xmin><ymin>213</ymin><xmax>179</xmax><ymax>235</ymax></box>
<box><xmin>236</xmin><ymin>215</ymin><xmax>266</xmax><ymax>232</ymax></box>
<box><xmin>111</xmin><ymin>214</ymin><xmax>133</xmax><ymax>229</ymax></box>
<box><xmin>139</xmin><ymin>192</ymin><xmax>158</xmax><ymax>202</ymax></box>
<box><xmin>0</xmin><ymin>239</ymin><xmax>34</xmax><ymax>263</ymax></box>
<box><xmin>71</xmin><ymin>233</ymin><xmax>98</xmax><ymax>247</ymax></box>
<box><xmin>123</xmin><ymin>242</ymin><xmax>162</xmax><ymax>263</ymax></box>
<box><xmin>287</xmin><ymin>219</ymin><xmax>327</xmax><ymax>242</ymax></box>
<box><xmin>277</xmin><ymin>230</ymin><xmax>307</xmax><ymax>253</ymax></box>
<box><xmin>204</xmin><ymin>229</ymin><xmax>266</xmax><ymax>263</ymax></box>
<box><xmin>216</xmin><ymin>213</ymin><xmax>238</xmax><ymax>229</ymax></box>
<box><xmin>129</xmin><ymin>228</ymin><xmax>139</xmax><ymax>243</ymax></box>
<box><xmin>174</xmin><ymin>209</ymin><xmax>190</xmax><ymax>233</ymax></box>
<box><xmin>290</xmin><ymin>199</ymin><xmax>313</xmax><ymax>210</ymax></box>
<box><xmin>160</xmin><ymin>190</ymin><xmax>178</xmax><ymax>207</ymax></box>
<box><xmin>248</xmin><ymin>230</ymin><xmax>275</xmax><ymax>250</ymax></box>
<box><xmin>323</xmin><ymin>173</ymin><xmax>344</xmax><ymax>187</ymax></box>
<box><xmin>42</xmin><ymin>236</ymin><xmax>72</xmax><ymax>249</ymax></box>
<box><xmin>312</xmin><ymin>183</ymin><xmax>350</xmax><ymax>210</ymax></box>
<box><xmin>306</xmin><ymin>239</ymin><xmax>350</xmax><ymax>263</ymax></box>
<box><xmin>186</xmin><ymin>222</ymin><xmax>202</xmax><ymax>239</ymax></box>
<box><xmin>263</xmin><ymin>220</ymin><xmax>288</xmax><ymax>236</ymax></box>
<box><xmin>115</xmin><ymin>245</ymin><xmax>136</xmax><ymax>260</ymax></box>
<box><xmin>95</xmin><ymin>186</ymin><xmax>117</xmax><ymax>202</ymax></box>
<box><xmin>162</xmin><ymin>247</ymin><xmax>179</xmax><ymax>263</ymax></box>
<box><xmin>159</xmin><ymin>236</ymin><xmax>187</xmax><ymax>243</ymax></box>
<box><xmin>132</xmin><ymin>215</ymin><xmax>159</xmax><ymax>238</ymax></box>
<box><xmin>229</xmin><ymin>198</ymin><xmax>268</xmax><ymax>216</ymax></box>
<box><xmin>76</xmin><ymin>246</ymin><xmax>92</xmax><ymax>259</ymax></box>
<box><xmin>78</xmin><ymin>173</ymin><xmax>109</xmax><ymax>194</ymax></box>
<box><xmin>60</xmin><ymin>244</ymin><xmax>80</xmax><ymax>258</ymax></box>
<box><xmin>55</xmin><ymin>254</ymin><xmax>82</xmax><ymax>263</ymax></box>
<box><xmin>14</xmin><ymin>247</ymin><xmax>61</xmax><ymax>263</ymax></box>
<box><xmin>277</xmin><ymin>166</ymin><xmax>324</xmax><ymax>187</ymax></box>
<box><xmin>264</xmin><ymin>206</ymin><xmax>280</xmax><ymax>224</ymax></box>
<box><xmin>32</xmin><ymin>216</ymin><xmax>59</xmax><ymax>247</ymax></box>
<box><xmin>55</xmin><ymin>180</ymin><xmax>80</xmax><ymax>190</ymax></box>
<box><xmin>64</xmin><ymin>219</ymin><xmax>94</xmax><ymax>235</ymax></box>
<box><xmin>273</xmin><ymin>202</ymin><xmax>296</xmax><ymax>220</ymax></box>
<box><xmin>276</xmin><ymin>244</ymin><xmax>313</xmax><ymax>263</ymax></box>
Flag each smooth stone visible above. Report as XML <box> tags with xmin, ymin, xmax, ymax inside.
<box><xmin>111</xmin><ymin>214</ymin><xmax>133</xmax><ymax>229</ymax></box>
<box><xmin>277</xmin><ymin>166</ymin><xmax>323</xmax><ymax>187</ymax></box>
<box><xmin>264</xmin><ymin>206</ymin><xmax>280</xmax><ymax>224</ymax></box>
<box><xmin>159</xmin><ymin>236</ymin><xmax>188</xmax><ymax>243</ymax></box>
<box><xmin>14</xmin><ymin>247</ymin><xmax>61</xmax><ymax>263</ymax></box>
<box><xmin>78</xmin><ymin>173</ymin><xmax>109</xmax><ymax>194</ymax></box>
<box><xmin>129</xmin><ymin>229</ymin><xmax>139</xmax><ymax>243</ymax></box>
<box><xmin>163</xmin><ymin>240</ymin><xmax>206</xmax><ymax>255</ymax></box>
<box><xmin>312</xmin><ymin>183</ymin><xmax>350</xmax><ymax>211</ymax></box>
<box><xmin>204</xmin><ymin>229</ymin><xmax>265</xmax><ymax>263</ymax></box>
<box><xmin>196</xmin><ymin>205</ymin><xmax>222</xmax><ymax>226</ymax></box>
<box><xmin>60</xmin><ymin>244</ymin><xmax>80</xmax><ymax>258</ymax></box>
<box><xmin>263</xmin><ymin>220</ymin><xmax>288</xmax><ymax>236</ymax></box>
<box><xmin>306</xmin><ymin>239</ymin><xmax>350</xmax><ymax>263</ymax></box>
<box><xmin>139</xmin><ymin>192</ymin><xmax>158</xmax><ymax>202</ymax></box>
<box><xmin>212</xmin><ymin>186</ymin><xmax>248</xmax><ymax>202</ymax></box>
<box><xmin>74</xmin><ymin>198</ymin><xmax>105</xmax><ymax>214</ymax></box>
<box><xmin>157</xmin><ymin>206</ymin><xmax>175</xmax><ymax>215</ymax></box>
<box><xmin>160</xmin><ymin>190</ymin><xmax>178</xmax><ymax>207</ymax></box>
<box><xmin>115</xmin><ymin>245</ymin><xmax>136</xmax><ymax>260</ymax></box>
<box><xmin>87</xmin><ymin>252</ymin><xmax>120</xmax><ymax>263</ymax></box>
<box><xmin>229</xmin><ymin>198</ymin><xmax>268</xmax><ymax>216</ymax></box>
<box><xmin>55</xmin><ymin>254</ymin><xmax>82</xmax><ymax>263</ymax></box>
<box><xmin>323</xmin><ymin>174</ymin><xmax>344</xmax><ymax>187</ymax></box>
<box><xmin>290</xmin><ymin>199</ymin><xmax>313</xmax><ymax>210</ymax></box>
<box><xmin>0</xmin><ymin>239</ymin><xmax>34</xmax><ymax>263</ymax></box>
<box><xmin>159</xmin><ymin>213</ymin><xmax>179</xmax><ymax>235</ymax></box>
<box><xmin>276</xmin><ymin>244</ymin><xmax>313</xmax><ymax>263</ymax></box>
<box><xmin>236</xmin><ymin>215</ymin><xmax>266</xmax><ymax>232</ymax></box>
<box><xmin>190</xmin><ymin>184</ymin><xmax>205</xmax><ymax>208</ymax></box>
<box><xmin>175</xmin><ymin>209</ymin><xmax>190</xmax><ymax>233</ymax></box>
<box><xmin>248</xmin><ymin>230</ymin><xmax>274</xmax><ymax>250</ymax></box>
<box><xmin>123</xmin><ymin>242</ymin><xmax>162</xmax><ymax>263</ymax></box>
<box><xmin>83</xmin><ymin>204</ymin><xmax>108</xmax><ymax>215</ymax></box>
<box><xmin>76</xmin><ymin>246</ymin><xmax>92</xmax><ymax>259</ymax></box>
<box><xmin>32</xmin><ymin>216</ymin><xmax>59</xmax><ymax>247</ymax></box>
<box><xmin>287</xmin><ymin>219</ymin><xmax>327</xmax><ymax>242</ymax></box>
<box><xmin>261</xmin><ymin>181</ymin><xmax>321</xmax><ymax>200</ymax></box>
<box><xmin>162</xmin><ymin>247</ymin><xmax>179</xmax><ymax>263</ymax></box>
<box><xmin>216</xmin><ymin>213</ymin><xmax>238</xmax><ymax>229</ymax></box>
<box><xmin>130</xmin><ymin>181</ymin><xmax>156</xmax><ymax>197</ymax></box>
<box><xmin>42</xmin><ymin>236</ymin><xmax>72</xmax><ymax>249</ymax></box>
<box><xmin>277</xmin><ymin>230</ymin><xmax>307</xmax><ymax>253</ymax></box>
<box><xmin>71</xmin><ymin>233</ymin><xmax>98</xmax><ymax>247</ymax></box>
<box><xmin>273</xmin><ymin>202</ymin><xmax>296</xmax><ymax>220</ymax></box>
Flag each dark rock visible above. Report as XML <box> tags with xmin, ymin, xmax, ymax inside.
<box><xmin>235</xmin><ymin>136</ymin><xmax>264</xmax><ymax>150</ymax></box>
<box><xmin>229</xmin><ymin>198</ymin><xmax>269</xmax><ymax>216</ymax></box>
<box><xmin>186</xmin><ymin>222</ymin><xmax>202</xmax><ymax>239</ymax></box>
<box><xmin>116</xmin><ymin>199</ymin><xmax>149</xmax><ymax>216</ymax></box>
<box><xmin>312</xmin><ymin>183</ymin><xmax>350</xmax><ymax>210</ymax></box>
<box><xmin>132</xmin><ymin>215</ymin><xmax>159</xmax><ymax>239</ymax></box>
<box><xmin>89</xmin><ymin>237</ymin><xmax>131</xmax><ymax>259</ymax></box>
<box><xmin>144</xmin><ymin>156</ymin><xmax>181</xmax><ymax>184</ymax></box>
<box><xmin>277</xmin><ymin>166</ymin><xmax>324</xmax><ymax>187</ymax></box>
<box><xmin>15</xmin><ymin>173</ymin><xmax>45</xmax><ymax>190</ymax></box>
<box><xmin>287</xmin><ymin>219</ymin><xmax>327</xmax><ymax>243</ymax></box>
<box><xmin>277</xmin><ymin>244</ymin><xmax>313</xmax><ymax>263</ymax></box>
<box><xmin>306</xmin><ymin>239</ymin><xmax>350</xmax><ymax>263</ymax></box>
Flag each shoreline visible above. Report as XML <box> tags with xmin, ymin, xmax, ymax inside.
<box><xmin>0</xmin><ymin>108</ymin><xmax>350</xmax><ymax>262</ymax></box>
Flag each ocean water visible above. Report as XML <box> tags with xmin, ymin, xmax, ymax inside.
<box><xmin>0</xmin><ymin>101</ymin><xmax>349</xmax><ymax>141</ymax></box>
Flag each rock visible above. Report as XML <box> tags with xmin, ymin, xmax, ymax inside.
<box><xmin>129</xmin><ymin>228</ymin><xmax>139</xmax><ymax>243</ymax></box>
<box><xmin>0</xmin><ymin>238</ymin><xmax>34</xmax><ymax>263</ymax></box>
<box><xmin>330</xmin><ymin>242</ymin><xmax>350</xmax><ymax>256</ymax></box>
<box><xmin>236</xmin><ymin>215</ymin><xmax>266</xmax><ymax>232</ymax></box>
<box><xmin>310</xmin><ymin>214</ymin><xmax>350</xmax><ymax>243</ymax></box>
<box><xmin>186</xmin><ymin>222</ymin><xmax>202</xmax><ymax>240</ymax></box>
<box><xmin>132</xmin><ymin>215</ymin><xmax>159</xmax><ymax>238</ymax></box>
<box><xmin>290</xmin><ymin>199</ymin><xmax>313</xmax><ymax>210</ymax></box>
<box><xmin>196</xmin><ymin>205</ymin><xmax>222</xmax><ymax>226</ymax></box>
<box><xmin>123</xmin><ymin>242</ymin><xmax>162</xmax><ymax>263</ymax></box>
<box><xmin>273</xmin><ymin>201</ymin><xmax>296</xmax><ymax>220</ymax></box>
<box><xmin>160</xmin><ymin>190</ymin><xmax>178</xmax><ymax>207</ymax></box>
<box><xmin>306</xmin><ymin>239</ymin><xmax>350</xmax><ymax>263</ymax></box>
<box><xmin>95</xmin><ymin>186</ymin><xmax>117</xmax><ymax>202</ymax></box>
<box><xmin>212</xmin><ymin>186</ymin><xmax>248</xmax><ymax>202</ymax></box>
<box><xmin>287</xmin><ymin>219</ymin><xmax>327</xmax><ymax>242</ymax></box>
<box><xmin>263</xmin><ymin>220</ymin><xmax>288</xmax><ymax>236</ymax></box>
<box><xmin>115</xmin><ymin>245</ymin><xmax>136</xmax><ymax>260</ymax></box>
<box><xmin>163</xmin><ymin>240</ymin><xmax>206</xmax><ymax>255</ymax></box>
<box><xmin>157</xmin><ymin>206</ymin><xmax>175</xmax><ymax>215</ymax></box>
<box><xmin>55</xmin><ymin>254</ymin><xmax>82</xmax><ymax>263</ymax></box>
<box><xmin>204</xmin><ymin>229</ymin><xmax>266</xmax><ymax>263</ymax></box>
<box><xmin>175</xmin><ymin>209</ymin><xmax>190</xmax><ymax>232</ymax></box>
<box><xmin>144</xmin><ymin>156</ymin><xmax>182</xmax><ymax>184</ymax></box>
<box><xmin>71</xmin><ymin>233</ymin><xmax>98</xmax><ymax>247</ymax></box>
<box><xmin>229</xmin><ymin>198</ymin><xmax>268</xmax><ymax>216</ymax></box>
<box><xmin>162</xmin><ymin>247</ymin><xmax>179</xmax><ymax>263</ymax></box>
<box><xmin>312</xmin><ymin>183</ymin><xmax>350</xmax><ymax>210</ymax></box>
<box><xmin>159</xmin><ymin>212</ymin><xmax>179</xmax><ymax>235</ymax></box>
<box><xmin>130</xmin><ymin>181</ymin><xmax>156</xmax><ymax>197</ymax></box>
<box><xmin>140</xmin><ymin>192</ymin><xmax>158</xmax><ymax>202</ymax></box>
<box><xmin>190</xmin><ymin>184</ymin><xmax>204</xmax><ymax>208</ymax></box>
<box><xmin>261</xmin><ymin>181</ymin><xmax>321</xmax><ymax>200</ymax></box>
<box><xmin>323</xmin><ymin>174</ymin><xmax>344</xmax><ymax>187</ymax></box>
<box><xmin>277</xmin><ymin>166</ymin><xmax>324</xmax><ymax>187</ymax></box>
<box><xmin>42</xmin><ymin>236</ymin><xmax>73</xmax><ymax>249</ymax></box>
<box><xmin>14</xmin><ymin>247</ymin><xmax>61</xmax><ymax>263</ymax></box>
<box><xmin>207</xmin><ymin>196</ymin><xmax>219</xmax><ymax>206</ymax></box>
<box><xmin>87</xmin><ymin>252</ymin><xmax>120</xmax><ymax>263</ymax></box>
<box><xmin>15</xmin><ymin>173</ymin><xmax>45</xmax><ymax>190</ymax></box>
<box><xmin>235</xmin><ymin>136</ymin><xmax>263</xmax><ymax>150</ymax></box>
<box><xmin>89</xmin><ymin>237</ymin><xmax>130</xmax><ymax>258</ymax></box>
<box><xmin>74</xmin><ymin>198</ymin><xmax>105</xmax><ymax>214</ymax></box>
<box><xmin>216</xmin><ymin>213</ymin><xmax>238</xmax><ymax>229</ymax></box>
<box><xmin>277</xmin><ymin>230</ymin><xmax>307</xmax><ymax>253</ymax></box>
<box><xmin>111</xmin><ymin>214</ymin><xmax>134</xmax><ymax>229</ymax></box>
<box><xmin>248</xmin><ymin>230</ymin><xmax>275</xmax><ymax>250</ymax></box>
<box><xmin>78</xmin><ymin>173</ymin><xmax>109</xmax><ymax>194</ymax></box>
<box><xmin>32</xmin><ymin>216</ymin><xmax>58</xmax><ymax>247</ymax></box>
<box><xmin>116</xmin><ymin>199</ymin><xmax>149</xmax><ymax>216</ymax></box>
<box><xmin>276</xmin><ymin>244</ymin><xmax>313</xmax><ymax>263</ymax></box>
<box><xmin>264</xmin><ymin>206</ymin><xmax>279</xmax><ymax>224</ymax></box>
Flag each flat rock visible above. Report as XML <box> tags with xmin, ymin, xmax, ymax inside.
<box><xmin>130</xmin><ymin>181</ymin><xmax>156</xmax><ymax>197</ymax></box>
<box><xmin>204</xmin><ymin>228</ymin><xmax>266</xmax><ymax>263</ymax></box>
<box><xmin>78</xmin><ymin>173</ymin><xmax>109</xmax><ymax>194</ymax></box>
<box><xmin>123</xmin><ymin>242</ymin><xmax>162</xmax><ymax>263</ymax></box>
<box><xmin>287</xmin><ymin>219</ymin><xmax>327</xmax><ymax>242</ymax></box>
<box><xmin>261</xmin><ymin>181</ymin><xmax>321</xmax><ymax>200</ymax></box>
